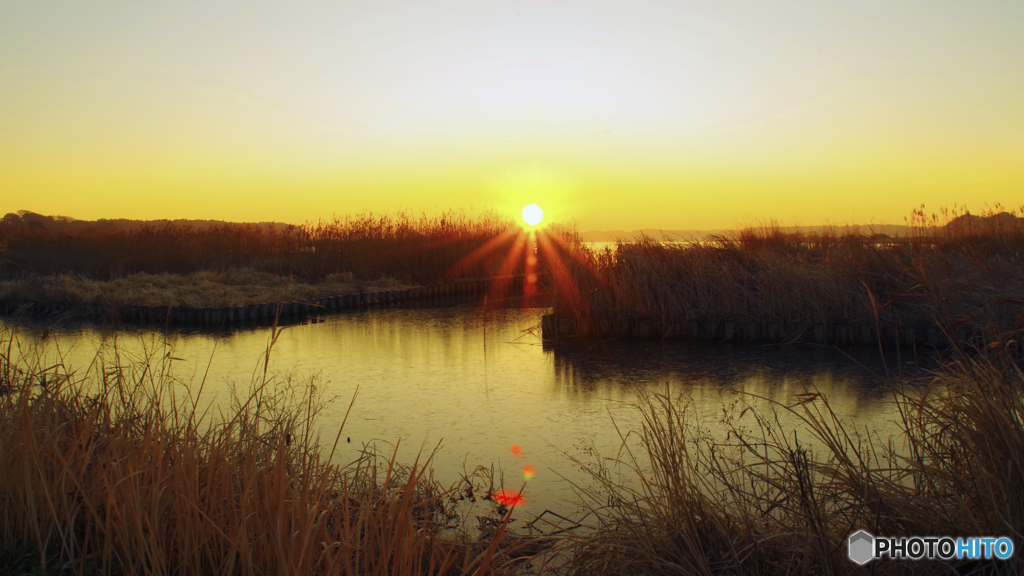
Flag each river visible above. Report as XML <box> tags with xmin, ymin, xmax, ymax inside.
<box><xmin>3</xmin><ymin>303</ymin><xmax>920</xmax><ymax>525</ymax></box>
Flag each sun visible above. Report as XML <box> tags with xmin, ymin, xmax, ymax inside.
<box><xmin>522</xmin><ymin>203</ymin><xmax>544</xmax><ymax>227</ymax></box>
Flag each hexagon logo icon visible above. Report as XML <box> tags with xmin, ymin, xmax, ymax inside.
<box><xmin>848</xmin><ymin>530</ymin><xmax>874</xmax><ymax>565</ymax></box>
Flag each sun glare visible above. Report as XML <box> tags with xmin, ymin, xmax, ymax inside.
<box><xmin>522</xmin><ymin>204</ymin><xmax>544</xmax><ymax>227</ymax></box>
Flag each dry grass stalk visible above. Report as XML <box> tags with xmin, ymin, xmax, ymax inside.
<box><xmin>558</xmin><ymin>205</ymin><xmax>1024</xmax><ymax>339</ymax></box>
<box><xmin>0</xmin><ymin>328</ymin><xmax>519</xmax><ymax>575</ymax></box>
<box><xmin>0</xmin><ymin>211</ymin><xmax>520</xmax><ymax>285</ymax></box>
<box><xmin>563</xmin><ymin>319</ymin><xmax>1024</xmax><ymax>575</ymax></box>
<box><xmin>565</xmin><ymin>336</ymin><xmax>1024</xmax><ymax>574</ymax></box>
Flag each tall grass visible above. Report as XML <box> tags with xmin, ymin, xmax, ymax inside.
<box><xmin>5</xmin><ymin>323</ymin><xmax>1019</xmax><ymax>575</ymax></box>
<box><xmin>0</xmin><ymin>328</ymin><xmax>517</xmax><ymax>575</ymax></box>
<box><xmin>565</xmin><ymin>335</ymin><xmax>1024</xmax><ymax>575</ymax></box>
<box><xmin>556</xmin><ymin>204</ymin><xmax>1024</xmax><ymax>339</ymax></box>
<box><xmin>561</xmin><ymin>203</ymin><xmax>1024</xmax><ymax>574</ymax></box>
<box><xmin>0</xmin><ymin>211</ymin><xmax>520</xmax><ymax>284</ymax></box>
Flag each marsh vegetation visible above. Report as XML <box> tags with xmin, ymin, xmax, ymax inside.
<box><xmin>1</xmin><ymin>205</ymin><xmax>1022</xmax><ymax>574</ymax></box>
<box><xmin>551</xmin><ymin>205</ymin><xmax>1024</xmax><ymax>344</ymax></box>
<box><xmin>0</xmin><ymin>211</ymin><xmax>518</xmax><ymax>281</ymax></box>
<box><xmin>0</xmin><ymin>325</ymin><xmax>545</xmax><ymax>576</ymax></box>
<box><xmin>2</xmin><ymin>309</ymin><xmax>1022</xmax><ymax>574</ymax></box>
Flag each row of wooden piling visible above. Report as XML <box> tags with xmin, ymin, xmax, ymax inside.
<box><xmin>541</xmin><ymin>314</ymin><xmax>969</xmax><ymax>348</ymax></box>
<box><xmin>0</xmin><ymin>276</ymin><xmax>533</xmax><ymax>327</ymax></box>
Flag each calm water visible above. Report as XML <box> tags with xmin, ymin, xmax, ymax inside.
<box><xmin>3</xmin><ymin>306</ymin><xmax>918</xmax><ymax>521</ymax></box>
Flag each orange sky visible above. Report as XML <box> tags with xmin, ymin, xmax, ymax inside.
<box><xmin>1</xmin><ymin>1</ymin><xmax>1021</xmax><ymax>230</ymax></box>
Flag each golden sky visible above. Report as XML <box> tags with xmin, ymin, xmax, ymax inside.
<box><xmin>1</xmin><ymin>0</ymin><xmax>1021</xmax><ymax>230</ymax></box>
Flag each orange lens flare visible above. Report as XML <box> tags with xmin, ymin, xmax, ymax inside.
<box><xmin>536</xmin><ymin>231</ymin><xmax>585</xmax><ymax>305</ymax></box>
<box><xmin>523</xmin><ymin>465</ymin><xmax>536</xmax><ymax>480</ymax></box>
<box><xmin>510</xmin><ymin>444</ymin><xmax>522</xmax><ymax>456</ymax></box>
<box><xmin>440</xmin><ymin>230</ymin><xmax>517</xmax><ymax>280</ymax></box>
<box><xmin>544</xmin><ymin>231</ymin><xmax>605</xmax><ymax>280</ymax></box>
<box><xmin>492</xmin><ymin>489</ymin><xmax>527</xmax><ymax>507</ymax></box>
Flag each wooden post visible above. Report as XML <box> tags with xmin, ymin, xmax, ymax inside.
<box><xmin>637</xmin><ymin>318</ymin><xmax>652</xmax><ymax>338</ymax></box>
<box><xmin>723</xmin><ymin>320</ymin><xmax>736</xmax><ymax>342</ymax></box>
<box><xmin>542</xmin><ymin>314</ymin><xmax>554</xmax><ymax>341</ymax></box>
<box><xmin>812</xmin><ymin>322</ymin><xmax>825</xmax><ymax>343</ymax></box>
<box><xmin>834</xmin><ymin>322</ymin><xmax>849</xmax><ymax>345</ymax></box>
<box><xmin>744</xmin><ymin>320</ymin><xmax>760</xmax><ymax>342</ymax></box>
<box><xmin>558</xmin><ymin>316</ymin><xmax>571</xmax><ymax>336</ymax></box>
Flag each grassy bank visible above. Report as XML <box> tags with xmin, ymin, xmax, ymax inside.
<box><xmin>0</xmin><ymin>212</ymin><xmax>586</xmax><ymax>317</ymax></box>
<box><xmin>0</xmin><ymin>328</ymin><xmax>534</xmax><ymax>575</ymax></box>
<box><xmin>564</xmin><ymin>335</ymin><xmax>1024</xmax><ymax>575</ymax></box>
<box><xmin>0</xmin><ymin>269</ymin><xmax>411</xmax><ymax>309</ymax></box>
<box><xmin>551</xmin><ymin>205</ymin><xmax>1024</xmax><ymax>342</ymax></box>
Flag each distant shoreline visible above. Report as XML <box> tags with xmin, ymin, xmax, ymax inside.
<box><xmin>578</xmin><ymin>223</ymin><xmax>915</xmax><ymax>242</ymax></box>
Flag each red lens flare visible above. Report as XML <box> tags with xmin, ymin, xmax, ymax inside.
<box><xmin>535</xmin><ymin>232</ymin><xmax>585</xmax><ymax>304</ymax></box>
<box><xmin>435</xmin><ymin>213</ymin><xmax>606</xmax><ymax>316</ymax></box>
<box><xmin>523</xmin><ymin>464</ymin><xmax>536</xmax><ymax>480</ymax></box>
<box><xmin>510</xmin><ymin>444</ymin><xmax>522</xmax><ymax>456</ymax></box>
<box><xmin>492</xmin><ymin>489</ymin><xmax>527</xmax><ymax>506</ymax></box>
<box><xmin>484</xmin><ymin>232</ymin><xmax>529</xmax><ymax>303</ymax></box>
<box><xmin>441</xmin><ymin>230</ymin><xmax>518</xmax><ymax>280</ymax></box>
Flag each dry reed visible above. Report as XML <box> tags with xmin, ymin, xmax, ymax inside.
<box><xmin>0</xmin><ymin>211</ymin><xmax>520</xmax><ymax>284</ymax></box>
<box><xmin>0</xmin><ymin>270</ymin><xmax>409</xmax><ymax>309</ymax></box>
<box><xmin>564</xmin><ymin>333</ymin><xmax>1024</xmax><ymax>575</ymax></box>
<box><xmin>556</xmin><ymin>204</ymin><xmax>1024</xmax><ymax>340</ymax></box>
<box><xmin>559</xmin><ymin>205</ymin><xmax>1024</xmax><ymax>573</ymax></box>
<box><xmin>0</xmin><ymin>326</ymin><xmax>520</xmax><ymax>575</ymax></box>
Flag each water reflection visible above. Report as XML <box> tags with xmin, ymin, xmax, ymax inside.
<box><xmin>2</xmin><ymin>307</ymin><xmax>925</xmax><ymax>519</ymax></box>
<box><xmin>550</xmin><ymin>338</ymin><xmax>918</xmax><ymax>449</ymax></box>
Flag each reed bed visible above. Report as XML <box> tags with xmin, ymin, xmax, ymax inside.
<box><xmin>0</xmin><ymin>212</ymin><xmax>520</xmax><ymax>284</ymax></box>
<box><xmin>0</xmin><ymin>327</ymin><xmax>524</xmax><ymax>576</ymax></box>
<box><xmin>4</xmin><ymin>204</ymin><xmax>1023</xmax><ymax>575</ymax></box>
<box><xmin>3</xmin><ymin>325</ymin><xmax>1021</xmax><ymax>576</ymax></box>
<box><xmin>553</xmin><ymin>206</ymin><xmax>1024</xmax><ymax>573</ymax></box>
<box><xmin>564</xmin><ymin>333</ymin><xmax>1024</xmax><ymax>575</ymax></box>
<box><xmin>0</xmin><ymin>270</ymin><xmax>410</xmax><ymax>309</ymax></box>
<box><xmin>554</xmin><ymin>205</ymin><xmax>1024</xmax><ymax>340</ymax></box>
<box><xmin>1</xmin><ymin>285</ymin><xmax>1021</xmax><ymax>575</ymax></box>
